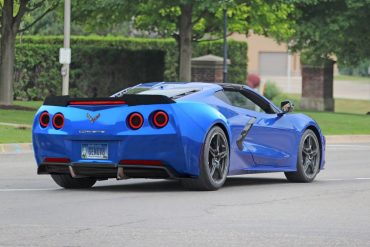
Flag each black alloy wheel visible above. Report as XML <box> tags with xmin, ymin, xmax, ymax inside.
<box><xmin>181</xmin><ymin>126</ymin><xmax>230</xmax><ymax>190</ymax></box>
<box><xmin>285</xmin><ymin>129</ymin><xmax>321</xmax><ymax>182</ymax></box>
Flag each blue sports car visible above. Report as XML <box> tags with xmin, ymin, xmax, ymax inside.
<box><xmin>32</xmin><ymin>82</ymin><xmax>325</xmax><ymax>190</ymax></box>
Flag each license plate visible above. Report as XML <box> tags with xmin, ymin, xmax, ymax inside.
<box><xmin>81</xmin><ymin>143</ymin><xmax>108</xmax><ymax>160</ymax></box>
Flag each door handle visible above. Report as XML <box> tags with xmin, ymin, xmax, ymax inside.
<box><xmin>236</xmin><ymin>117</ymin><xmax>256</xmax><ymax>150</ymax></box>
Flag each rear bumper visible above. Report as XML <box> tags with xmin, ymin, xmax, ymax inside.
<box><xmin>38</xmin><ymin>162</ymin><xmax>181</xmax><ymax>179</ymax></box>
<box><xmin>32</xmin><ymin>132</ymin><xmax>201</xmax><ymax>176</ymax></box>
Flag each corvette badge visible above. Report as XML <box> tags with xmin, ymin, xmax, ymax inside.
<box><xmin>87</xmin><ymin>113</ymin><xmax>100</xmax><ymax>123</ymax></box>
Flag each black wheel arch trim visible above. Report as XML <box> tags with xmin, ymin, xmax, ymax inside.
<box><xmin>305</xmin><ymin>125</ymin><xmax>323</xmax><ymax>169</ymax></box>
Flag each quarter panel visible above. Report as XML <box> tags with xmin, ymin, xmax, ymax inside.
<box><xmin>171</xmin><ymin>102</ymin><xmax>231</xmax><ymax>176</ymax></box>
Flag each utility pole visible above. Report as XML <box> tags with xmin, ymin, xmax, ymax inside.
<box><xmin>60</xmin><ymin>0</ymin><xmax>71</xmax><ymax>95</ymax></box>
<box><xmin>287</xmin><ymin>50</ymin><xmax>291</xmax><ymax>93</ymax></box>
<box><xmin>223</xmin><ymin>8</ymin><xmax>228</xmax><ymax>83</ymax></box>
<box><xmin>287</xmin><ymin>41</ymin><xmax>293</xmax><ymax>93</ymax></box>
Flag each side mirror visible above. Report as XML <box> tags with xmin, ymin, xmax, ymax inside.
<box><xmin>278</xmin><ymin>100</ymin><xmax>294</xmax><ymax>116</ymax></box>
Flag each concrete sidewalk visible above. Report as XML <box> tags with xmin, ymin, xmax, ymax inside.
<box><xmin>325</xmin><ymin>135</ymin><xmax>370</xmax><ymax>144</ymax></box>
<box><xmin>1</xmin><ymin>135</ymin><xmax>370</xmax><ymax>154</ymax></box>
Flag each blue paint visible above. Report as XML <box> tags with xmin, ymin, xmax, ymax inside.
<box><xmin>32</xmin><ymin>82</ymin><xmax>325</xmax><ymax>177</ymax></box>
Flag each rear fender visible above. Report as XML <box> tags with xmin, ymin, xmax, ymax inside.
<box><xmin>172</xmin><ymin>102</ymin><xmax>231</xmax><ymax>176</ymax></box>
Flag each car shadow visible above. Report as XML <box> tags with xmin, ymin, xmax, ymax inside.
<box><xmin>91</xmin><ymin>179</ymin><xmax>185</xmax><ymax>192</ymax></box>
<box><xmin>86</xmin><ymin>176</ymin><xmax>288</xmax><ymax>193</ymax></box>
<box><xmin>224</xmin><ymin>177</ymin><xmax>288</xmax><ymax>187</ymax></box>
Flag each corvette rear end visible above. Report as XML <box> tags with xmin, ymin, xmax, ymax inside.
<box><xmin>32</xmin><ymin>95</ymin><xmax>199</xmax><ymax>181</ymax></box>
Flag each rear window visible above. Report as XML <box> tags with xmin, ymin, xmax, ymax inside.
<box><xmin>124</xmin><ymin>87</ymin><xmax>150</xmax><ymax>94</ymax></box>
<box><xmin>123</xmin><ymin>87</ymin><xmax>199</xmax><ymax>99</ymax></box>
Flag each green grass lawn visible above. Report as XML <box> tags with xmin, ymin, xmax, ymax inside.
<box><xmin>302</xmin><ymin>111</ymin><xmax>370</xmax><ymax>135</ymax></box>
<box><xmin>1</xmin><ymin>108</ymin><xmax>37</xmax><ymax>125</ymax></box>
<box><xmin>13</xmin><ymin>100</ymin><xmax>43</xmax><ymax>109</ymax></box>
<box><xmin>0</xmin><ymin>101</ymin><xmax>42</xmax><ymax>125</ymax></box>
<box><xmin>334</xmin><ymin>75</ymin><xmax>370</xmax><ymax>83</ymax></box>
<box><xmin>335</xmin><ymin>98</ymin><xmax>370</xmax><ymax>114</ymax></box>
<box><xmin>272</xmin><ymin>94</ymin><xmax>370</xmax><ymax>135</ymax></box>
<box><xmin>0</xmin><ymin>101</ymin><xmax>41</xmax><ymax>143</ymax></box>
<box><xmin>0</xmin><ymin>125</ymin><xmax>32</xmax><ymax>143</ymax></box>
<box><xmin>0</xmin><ymin>98</ymin><xmax>369</xmax><ymax>143</ymax></box>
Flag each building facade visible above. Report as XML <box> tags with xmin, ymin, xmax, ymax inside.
<box><xmin>231</xmin><ymin>33</ymin><xmax>301</xmax><ymax>77</ymax></box>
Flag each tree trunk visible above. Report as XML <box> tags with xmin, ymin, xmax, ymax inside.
<box><xmin>0</xmin><ymin>32</ymin><xmax>16</xmax><ymax>105</ymax></box>
<box><xmin>179</xmin><ymin>4</ymin><xmax>192</xmax><ymax>82</ymax></box>
<box><xmin>0</xmin><ymin>0</ymin><xmax>16</xmax><ymax>105</ymax></box>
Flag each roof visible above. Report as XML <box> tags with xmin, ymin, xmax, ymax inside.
<box><xmin>191</xmin><ymin>54</ymin><xmax>230</xmax><ymax>64</ymax></box>
<box><xmin>140</xmin><ymin>82</ymin><xmax>223</xmax><ymax>90</ymax></box>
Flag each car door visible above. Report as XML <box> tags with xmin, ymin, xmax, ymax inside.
<box><xmin>222</xmin><ymin>86</ymin><xmax>299</xmax><ymax>171</ymax></box>
<box><xmin>211</xmin><ymin>90</ymin><xmax>256</xmax><ymax>174</ymax></box>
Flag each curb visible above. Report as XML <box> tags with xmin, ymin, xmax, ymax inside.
<box><xmin>0</xmin><ymin>143</ymin><xmax>33</xmax><ymax>154</ymax></box>
<box><xmin>325</xmin><ymin>135</ymin><xmax>370</xmax><ymax>144</ymax></box>
<box><xmin>1</xmin><ymin>135</ymin><xmax>370</xmax><ymax>154</ymax></box>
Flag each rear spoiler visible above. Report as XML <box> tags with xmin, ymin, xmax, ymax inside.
<box><xmin>43</xmin><ymin>95</ymin><xmax>175</xmax><ymax>106</ymax></box>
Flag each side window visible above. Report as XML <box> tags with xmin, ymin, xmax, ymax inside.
<box><xmin>214</xmin><ymin>90</ymin><xmax>231</xmax><ymax>105</ymax></box>
<box><xmin>224</xmin><ymin>90</ymin><xmax>264</xmax><ymax>112</ymax></box>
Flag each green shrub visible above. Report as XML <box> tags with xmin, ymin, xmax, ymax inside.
<box><xmin>15</xmin><ymin>44</ymin><xmax>61</xmax><ymax>100</ymax></box>
<box><xmin>263</xmin><ymin>81</ymin><xmax>282</xmax><ymax>100</ymax></box>
<box><xmin>338</xmin><ymin>59</ymin><xmax>370</xmax><ymax>77</ymax></box>
<box><xmin>18</xmin><ymin>36</ymin><xmax>178</xmax><ymax>81</ymax></box>
<box><xmin>14</xmin><ymin>36</ymin><xmax>247</xmax><ymax>100</ymax></box>
<box><xmin>15</xmin><ymin>44</ymin><xmax>165</xmax><ymax>100</ymax></box>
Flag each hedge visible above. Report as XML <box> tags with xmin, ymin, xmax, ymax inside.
<box><xmin>15</xmin><ymin>36</ymin><xmax>247</xmax><ymax>100</ymax></box>
<box><xmin>15</xmin><ymin>44</ymin><xmax>164</xmax><ymax>99</ymax></box>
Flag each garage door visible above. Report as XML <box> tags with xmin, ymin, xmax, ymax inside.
<box><xmin>259</xmin><ymin>52</ymin><xmax>288</xmax><ymax>76</ymax></box>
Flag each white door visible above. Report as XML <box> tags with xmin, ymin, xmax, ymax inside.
<box><xmin>259</xmin><ymin>52</ymin><xmax>288</xmax><ymax>76</ymax></box>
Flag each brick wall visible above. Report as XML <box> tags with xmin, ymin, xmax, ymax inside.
<box><xmin>192</xmin><ymin>67</ymin><xmax>217</xmax><ymax>82</ymax></box>
<box><xmin>191</xmin><ymin>55</ymin><xmax>229</xmax><ymax>83</ymax></box>
<box><xmin>300</xmin><ymin>61</ymin><xmax>335</xmax><ymax>111</ymax></box>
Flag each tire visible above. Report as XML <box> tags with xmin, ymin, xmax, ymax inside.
<box><xmin>285</xmin><ymin>129</ymin><xmax>321</xmax><ymax>183</ymax></box>
<box><xmin>51</xmin><ymin>174</ymin><xmax>97</xmax><ymax>189</ymax></box>
<box><xmin>181</xmin><ymin>126</ymin><xmax>229</xmax><ymax>191</ymax></box>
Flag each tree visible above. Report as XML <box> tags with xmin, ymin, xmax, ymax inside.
<box><xmin>73</xmin><ymin>0</ymin><xmax>295</xmax><ymax>81</ymax></box>
<box><xmin>0</xmin><ymin>0</ymin><xmax>59</xmax><ymax>105</ymax></box>
<box><xmin>286</xmin><ymin>0</ymin><xmax>370</xmax><ymax>111</ymax></box>
<box><xmin>290</xmin><ymin>0</ymin><xmax>370</xmax><ymax>66</ymax></box>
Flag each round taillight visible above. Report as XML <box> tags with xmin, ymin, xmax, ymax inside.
<box><xmin>39</xmin><ymin>111</ymin><xmax>50</xmax><ymax>128</ymax></box>
<box><xmin>152</xmin><ymin>111</ymin><xmax>169</xmax><ymax>128</ymax></box>
<box><xmin>52</xmin><ymin>113</ymin><xmax>65</xmax><ymax>129</ymax></box>
<box><xmin>127</xmin><ymin>112</ymin><xmax>143</xmax><ymax>130</ymax></box>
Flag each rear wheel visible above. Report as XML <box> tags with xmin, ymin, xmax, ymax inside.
<box><xmin>51</xmin><ymin>174</ymin><xmax>96</xmax><ymax>189</ymax></box>
<box><xmin>285</xmin><ymin>129</ymin><xmax>321</xmax><ymax>182</ymax></box>
<box><xmin>181</xmin><ymin>126</ymin><xmax>229</xmax><ymax>191</ymax></box>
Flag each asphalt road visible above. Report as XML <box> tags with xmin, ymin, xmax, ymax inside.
<box><xmin>1</xmin><ymin>143</ymin><xmax>370</xmax><ymax>247</ymax></box>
